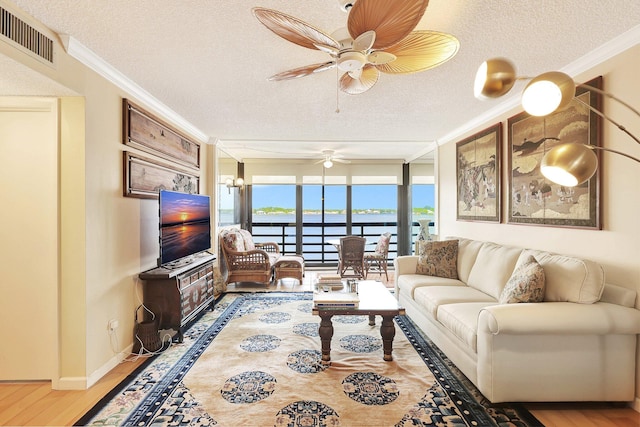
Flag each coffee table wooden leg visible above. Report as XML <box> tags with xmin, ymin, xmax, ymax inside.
<box><xmin>368</xmin><ymin>314</ymin><xmax>376</xmax><ymax>326</ymax></box>
<box><xmin>380</xmin><ymin>315</ymin><xmax>396</xmax><ymax>361</ymax></box>
<box><xmin>318</xmin><ymin>313</ymin><xmax>334</xmax><ymax>361</ymax></box>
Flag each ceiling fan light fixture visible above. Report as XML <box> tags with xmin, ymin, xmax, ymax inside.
<box><xmin>331</xmin><ymin>27</ymin><xmax>352</xmax><ymax>47</ymax></box>
<box><xmin>338</xmin><ymin>51</ymin><xmax>367</xmax><ymax>71</ymax></box>
<box><xmin>255</xmin><ymin>0</ymin><xmax>457</xmax><ymax>95</ymax></box>
<box><xmin>323</xmin><ymin>159</ymin><xmax>334</xmax><ymax>168</ymax></box>
<box><xmin>367</xmin><ymin>51</ymin><xmax>396</xmax><ymax>65</ymax></box>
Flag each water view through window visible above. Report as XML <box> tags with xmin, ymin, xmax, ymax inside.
<box><xmin>248</xmin><ymin>184</ymin><xmax>435</xmax><ymax>264</ymax></box>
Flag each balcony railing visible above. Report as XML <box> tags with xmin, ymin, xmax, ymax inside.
<box><xmin>249</xmin><ymin>221</ymin><xmax>433</xmax><ymax>268</ymax></box>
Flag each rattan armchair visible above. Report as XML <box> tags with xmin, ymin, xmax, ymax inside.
<box><xmin>338</xmin><ymin>235</ymin><xmax>366</xmax><ymax>279</ymax></box>
<box><xmin>219</xmin><ymin>228</ymin><xmax>280</xmax><ymax>286</ymax></box>
<box><xmin>364</xmin><ymin>232</ymin><xmax>391</xmax><ymax>280</ymax></box>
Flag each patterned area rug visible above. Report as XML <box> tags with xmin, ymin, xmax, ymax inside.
<box><xmin>77</xmin><ymin>293</ymin><xmax>542</xmax><ymax>426</ymax></box>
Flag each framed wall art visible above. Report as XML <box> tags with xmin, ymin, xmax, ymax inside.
<box><xmin>456</xmin><ymin>123</ymin><xmax>502</xmax><ymax>222</ymax></box>
<box><xmin>123</xmin><ymin>99</ymin><xmax>200</xmax><ymax>170</ymax></box>
<box><xmin>507</xmin><ymin>76</ymin><xmax>602</xmax><ymax>229</ymax></box>
<box><xmin>124</xmin><ymin>152</ymin><xmax>200</xmax><ymax>199</ymax></box>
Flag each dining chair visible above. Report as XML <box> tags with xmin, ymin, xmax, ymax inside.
<box><xmin>338</xmin><ymin>236</ymin><xmax>366</xmax><ymax>279</ymax></box>
<box><xmin>364</xmin><ymin>232</ymin><xmax>392</xmax><ymax>281</ymax></box>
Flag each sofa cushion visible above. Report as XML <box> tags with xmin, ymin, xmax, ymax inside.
<box><xmin>466</xmin><ymin>242</ymin><xmax>522</xmax><ymax>300</ymax></box>
<box><xmin>499</xmin><ymin>255</ymin><xmax>545</xmax><ymax>304</ymax></box>
<box><xmin>396</xmin><ymin>274</ymin><xmax>465</xmax><ymax>299</ymax></box>
<box><xmin>453</xmin><ymin>237</ymin><xmax>484</xmax><ymax>284</ymax></box>
<box><xmin>437</xmin><ymin>302</ymin><xmax>498</xmax><ymax>352</ymax></box>
<box><xmin>518</xmin><ymin>250</ymin><xmax>605</xmax><ymax>303</ymax></box>
<box><xmin>414</xmin><ymin>286</ymin><xmax>497</xmax><ymax>318</ymax></box>
<box><xmin>416</xmin><ymin>240</ymin><xmax>459</xmax><ymax>279</ymax></box>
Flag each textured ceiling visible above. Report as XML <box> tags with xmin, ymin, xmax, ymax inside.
<box><xmin>3</xmin><ymin>0</ymin><xmax>640</xmax><ymax>162</ymax></box>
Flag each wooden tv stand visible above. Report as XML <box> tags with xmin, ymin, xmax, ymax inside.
<box><xmin>138</xmin><ymin>252</ymin><xmax>216</xmax><ymax>342</ymax></box>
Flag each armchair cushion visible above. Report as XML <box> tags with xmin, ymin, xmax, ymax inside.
<box><xmin>238</xmin><ymin>229</ymin><xmax>256</xmax><ymax>250</ymax></box>
<box><xmin>220</xmin><ymin>228</ymin><xmax>245</xmax><ymax>252</ymax></box>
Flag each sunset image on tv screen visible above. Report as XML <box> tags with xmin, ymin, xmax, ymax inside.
<box><xmin>161</xmin><ymin>191</ymin><xmax>210</xmax><ymax>226</ymax></box>
<box><xmin>159</xmin><ymin>190</ymin><xmax>211</xmax><ymax>264</ymax></box>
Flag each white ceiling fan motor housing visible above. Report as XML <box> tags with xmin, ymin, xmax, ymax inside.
<box><xmin>338</xmin><ymin>51</ymin><xmax>366</xmax><ymax>71</ymax></box>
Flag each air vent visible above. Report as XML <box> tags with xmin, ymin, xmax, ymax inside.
<box><xmin>0</xmin><ymin>4</ymin><xmax>55</xmax><ymax>67</ymax></box>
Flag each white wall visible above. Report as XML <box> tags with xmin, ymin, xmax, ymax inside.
<box><xmin>438</xmin><ymin>45</ymin><xmax>640</xmax><ymax>404</ymax></box>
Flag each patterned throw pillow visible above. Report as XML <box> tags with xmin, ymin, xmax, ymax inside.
<box><xmin>499</xmin><ymin>255</ymin><xmax>546</xmax><ymax>304</ymax></box>
<box><xmin>221</xmin><ymin>229</ymin><xmax>245</xmax><ymax>252</ymax></box>
<box><xmin>416</xmin><ymin>240</ymin><xmax>459</xmax><ymax>279</ymax></box>
<box><xmin>373</xmin><ymin>233</ymin><xmax>391</xmax><ymax>255</ymax></box>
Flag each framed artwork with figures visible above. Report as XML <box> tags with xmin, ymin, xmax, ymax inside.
<box><xmin>456</xmin><ymin>123</ymin><xmax>501</xmax><ymax>222</ymax></box>
<box><xmin>507</xmin><ymin>76</ymin><xmax>602</xmax><ymax>229</ymax></box>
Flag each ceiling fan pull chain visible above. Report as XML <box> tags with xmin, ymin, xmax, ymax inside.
<box><xmin>335</xmin><ymin>64</ymin><xmax>340</xmax><ymax>113</ymax></box>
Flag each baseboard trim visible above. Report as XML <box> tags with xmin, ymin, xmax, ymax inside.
<box><xmin>54</xmin><ymin>376</ymin><xmax>87</xmax><ymax>390</ymax></box>
<box><xmin>631</xmin><ymin>397</ymin><xmax>640</xmax><ymax>413</ymax></box>
<box><xmin>87</xmin><ymin>344</ymin><xmax>134</xmax><ymax>388</ymax></box>
<box><xmin>54</xmin><ymin>344</ymin><xmax>134</xmax><ymax>390</ymax></box>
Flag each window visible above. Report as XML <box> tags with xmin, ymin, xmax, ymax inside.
<box><xmin>251</xmin><ymin>184</ymin><xmax>296</xmax><ymax>253</ymax></box>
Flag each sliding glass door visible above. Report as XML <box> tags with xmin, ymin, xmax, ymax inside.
<box><xmin>250</xmin><ymin>183</ymin><xmax>400</xmax><ymax>267</ymax></box>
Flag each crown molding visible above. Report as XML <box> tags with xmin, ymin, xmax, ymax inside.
<box><xmin>563</xmin><ymin>23</ymin><xmax>640</xmax><ymax>77</ymax></box>
<box><xmin>60</xmin><ymin>35</ymin><xmax>209</xmax><ymax>144</ymax></box>
<box><xmin>437</xmin><ymin>23</ymin><xmax>640</xmax><ymax>147</ymax></box>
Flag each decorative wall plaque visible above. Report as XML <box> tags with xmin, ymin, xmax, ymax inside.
<box><xmin>123</xmin><ymin>99</ymin><xmax>200</xmax><ymax>170</ymax></box>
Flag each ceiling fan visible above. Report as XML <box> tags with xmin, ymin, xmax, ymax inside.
<box><xmin>314</xmin><ymin>150</ymin><xmax>351</xmax><ymax>168</ymax></box>
<box><xmin>252</xmin><ymin>0</ymin><xmax>459</xmax><ymax>95</ymax></box>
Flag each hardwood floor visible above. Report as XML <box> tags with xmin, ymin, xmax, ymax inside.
<box><xmin>0</xmin><ymin>357</ymin><xmax>147</xmax><ymax>426</ymax></box>
<box><xmin>1</xmin><ymin>271</ymin><xmax>639</xmax><ymax>426</ymax></box>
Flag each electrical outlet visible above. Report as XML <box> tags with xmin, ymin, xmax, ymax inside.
<box><xmin>108</xmin><ymin>319</ymin><xmax>119</xmax><ymax>332</ymax></box>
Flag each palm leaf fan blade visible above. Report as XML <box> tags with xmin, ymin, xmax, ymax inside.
<box><xmin>253</xmin><ymin>7</ymin><xmax>340</xmax><ymax>51</ymax></box>
<box><xmin>268</xmin><ymin>62</ymin><xmax>336</xmax><ymax>81</ymax></box>
<box><xmin>375</xmin><ymin>31</ymin><xmax>459</xmax><ymax>74</ymax></box>
<box><xmin>339</xmin><ymin>65</ymin><xmax>379</xmax><ymax>95</ymax></box>
<box><xmin>347</xmin><ymin>0</ymin><xmax>429</xmax><ymax>50</ymax></box>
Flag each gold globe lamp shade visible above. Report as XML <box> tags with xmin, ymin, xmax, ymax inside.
<box><xmin>521</xmin><ymin>71</ymin><xmax>576</xmax><ymax>116</ymax></box>
<box><xmin>473</xmin><ymin>58</ymin><xmax>517</xmax><ymax>99</ymax></box>
<box><xmin>540</xmin><ymin>143</ymin><xmax>598</xmax><ymax>187</ymax></box>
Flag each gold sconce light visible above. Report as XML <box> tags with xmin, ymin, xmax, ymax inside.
<box><xmin>225</xmin><ymin>177</ymin><xmax>244</xmax><ymax>194</ymax></box>
<box><xmin>474</xmin><ymin>58</ymin><xmax>640</xmax><ymax>186</ymax></box>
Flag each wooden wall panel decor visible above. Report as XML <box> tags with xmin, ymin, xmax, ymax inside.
<box><xmin>456</xmin><ymin>123</ymin><xmax>502</xmax><ymax>223</ymax></box>
<box><xmin>123</xmin><ymin>99</ymin><xmax>200</xmax><ymax>170</ymax></box>
<box><xmin>124</xmin><ymin>152</ymin><xmax>200</xmax><ymax>199</ymax></box>
<box><xmin>507</xmin><ymin>76</ymin><xmax>602</xmax><ymax>229</ymax></box>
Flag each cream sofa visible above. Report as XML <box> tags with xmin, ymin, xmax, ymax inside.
<box><xmin>394</xmin><ymin>237</ymin><xmax>640</xmax><ymax>403</ymax></box>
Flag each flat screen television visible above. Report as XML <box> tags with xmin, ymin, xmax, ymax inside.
<box><xmin>159</xmin><ymin>189</ymin><xmax>211</xmax><ymax>267</ymax></box>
